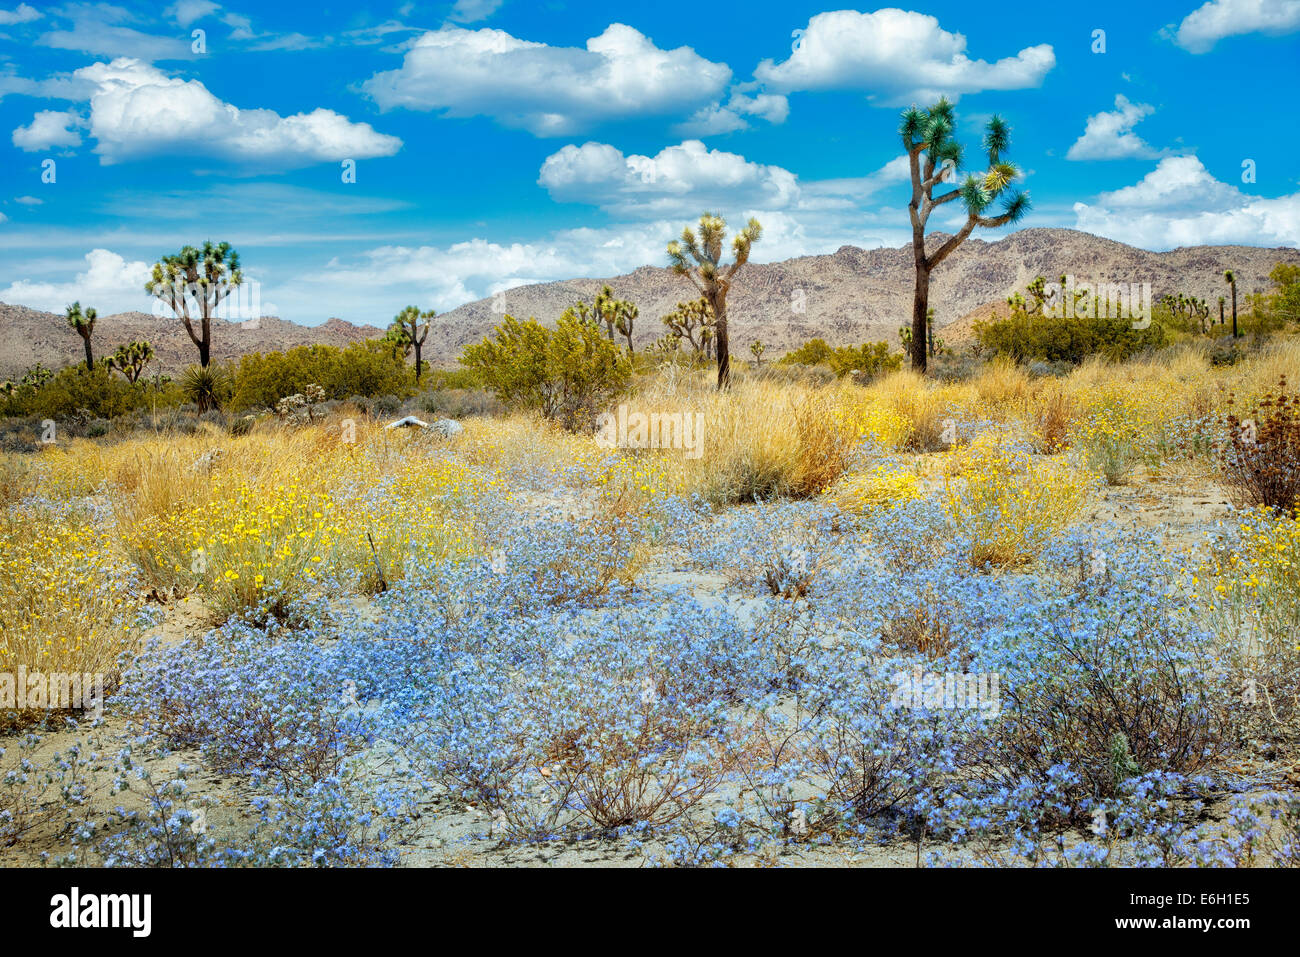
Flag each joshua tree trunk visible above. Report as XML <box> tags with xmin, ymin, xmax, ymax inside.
<box><xmin>81</xmin><ymin>332</ymin><xmax>94</xmax><ymax>371</ymax></box>
<box><xmin>711</xmin><ymin>296</ymin><xmax>730</xmax><ymax>387</ymax></box>
<box><xmin>1231</xmin><ymin>286</ymin><xmax>1238</xmax><ymax>338</ymax></box>
<box><xmin>414</xmin><ymin>342</ymin><xmax>423</xmax><ymax>383</ymax></box>
<box><xmin>910</xmin><ymin>264</ymin><xmax>930</xmax><ymax>370</ymax></box>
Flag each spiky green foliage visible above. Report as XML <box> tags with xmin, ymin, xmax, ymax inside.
<box><xmin>660</xmin><ymin>299</ymin><xmax>715</xmax><ymax>355</ymax></box>
<box><xmin>65</xmin><ymin>301</ymin><xmax>98</xmax><ymax>370</ymax></box>
<box><xmin>390</xmin><ymin>305</ymin><xmax>435</xmax><ymax>383</ymax></box>
<box><xmin>901</xmin><ymin>100</ymin><xmax>1031</xmax><ymax>372</ymax></box>
<box><xmin>180</xmin><ymin>363</ymin><xmax>233</xmax><ymax>414</ymax></box>
<box><xmin>104</xmin><ymin>340</ymin><xmax>155</xmax><ymax>383</ymax></box>
<box><xmin>145</xmin><ymin>241</ymin><xmax>243</xmax><ymax>367</ymax></box>
<box><xmin>667</xmin><ymin>212</ymin><xmax>762</xmax><ymax>388</ymax></box>
<box><xmin>594</xmin><ymin>285</ymin><xmax>639</xmax><ymax>353</ymax></box>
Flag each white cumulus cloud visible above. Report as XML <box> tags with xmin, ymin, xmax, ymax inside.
<box><xmin>753</xmin><ymin>9</ymin><xmax>1055</xmax><ymax>105</ymax></box>
<box><xmin>539</xmin><ymin>140</ymin><xmax>801</xmax><ymax>216</ymax></box>
<box><xmin>1066</xmin><ymin>95</ymin><xmax>1163</xmax><ymax>161</ymax></box>
<box><xmin>1170</xmin><ymin>0</ymin><xmax>1300</xmax><ymax>53</ymax></box>
<box><xmin>362</xmin><ymin>24</ymin><xmax>733</xmax><ymax>136</ymax></box>
<box><xmin>0</xmin><ymin>248</ymin><xmax>153</xmax><ymax>313</ymax></box>
<box><xmin>72</xmin><ymin>58</ymin><xmax>402</xmax><ymax>166</ymax></box>
<box><xmin>1073</xmin><ymin>155</ymin><xmax>1300</xmax><ymax>248</ymax></box>
<box><xmin>12</xmin><ymin>109</ymin><xmax>83</xmax><ymax>151</ymax></box>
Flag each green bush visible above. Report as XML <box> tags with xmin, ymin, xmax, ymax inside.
<box><xmin>229</xmin><ymin>341</ymin><xmax>414</xmax><ymax>412</ymax></box>
<box><xmin>0</xmin><ymin>364</ymin><xmax>172</xmax><ymax>421</ymax></box>
<box><xmin>779</xmin><ymin>338</ymin><xmax>902</xmax><ymax>380</ymax></box>
<box><xmin>780</xmin><ymin>338</ymin><xmax>835</xmax><ymax>366</ymax></box>
<box><xmin>974</xmin><ymin>311</ymin><xmax>1168</xmax><ymax>364</ymax></box>
<box><xmin>461</xmin><ymin>312</ymin><xmax>631</xmax><ymax>430</ymax></box>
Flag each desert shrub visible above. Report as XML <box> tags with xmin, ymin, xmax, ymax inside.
<box><xmin>115</xmin><ymin>629</ymin><xmax>371</xmax><ymax>790</ymax></box>
<box><xmin>834</xmin><ymin>465</ymin><xmax>922</xmax><ymax>514</ymax></box>
<box><xmin>974</xmin><ymin>311</ymin><xmax>1167</xmax><ymax>364</ymax></box>
<box><xmin>1074</xmin><ymin>393</ymin><xmax>1148</xmax><ymax>484</ymax></box>
<box><xmin>984</xmin><ymin>546</ymin><xmax>1227</xmax><ymax>801</ymax></box>
<box><xmin>0</xmin><ymin>365</ymin><xmax>164</xmax><ymax>422</ymax></box>
<box><xmin>230</xmin><ymin>341</ymin><xmax>414</xmax><ymax>412</ymax></box>
<box><xmin>1220</xmin><ymin>376</ymin><xmax>1300</xmax><ymax>515</ymax></box>
<box><xmin>0</xmin><ymin>507</ymin><xmax>142</xmax><ymax>732</ymax></box>
<box><xmin>462</xmin><ymin>313</ymin><xmax>631</xmax><ymax>431</ymax></box>
<box><xmin>779</xmin><ymin>338</ymin><xmax>835</xmax><ymax>367</ymax></box>
<box><xmin>418</xmin><ymin>387</ymin><xmax>500</xmax><ymax>419</ymax></box>
<box><xmin>780</xmin><ymin>339</ymin><xmax>902</xmax><ymax>381</ymax></box>
<box><xmin>866</xmin><ymin>370</ymin><xmax>951</xmax><ymax>451</ymax></box>
<box><xmin>1201</xmin><ymin>506</ymin><xmax>1300</xmax><ymax>744</ymax></box>
<box><xmin>1029</xmin><ymin>385</ymin><xmax>1076</xmax><ymax>453</ymax></box>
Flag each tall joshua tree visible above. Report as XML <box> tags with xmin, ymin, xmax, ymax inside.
<box><xmin>65</xmin><ymin>301</ymin><xmax>97</xmax><ymax>370</ymax></box>
<box><xmin>145</xmin><ymin>241</ymin><xmax>242</xmax><ymax>368</ymax></box>
<box><xmin>1224</xmin><ymin>270</ymin><xmax>1239</xmax><ymax>338</ymax></box>
<box><xmin>391</xmin><ymin>305</ymin><xmax>435</xmax><ymax>383</ymax></box>
<box><xmin>901</xmin><ymin>99</ymin><xmax>1030</xmax><ymax>373</ymax></box>
<box><xmin>668</xmin><ymin>213</ymin><xmax>762</xmax><ymax>388</ymax></box>
<box><xmin>596</xmin><ymin>286</ymin><xmax>638</xmax><ymax>354</ymax></box>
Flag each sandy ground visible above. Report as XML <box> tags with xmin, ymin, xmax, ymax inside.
<box><xmin>3</xmin><ymin>470</ymin><xmax>1297</xmax><ymax>868</ymax></box>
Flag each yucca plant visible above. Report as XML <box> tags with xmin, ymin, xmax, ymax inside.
<box><xmin>900</xmin><ymin>99</ymin><xmax>1030</xmax><ymax>373</ymax></box>
<box><xmin>65</xmin><ymin>301</ymin><xmax>97</xmax><ymax>370</ymax></box>
<box><xmin>668</xmin><ymin>213</ymin><xmax>762</xmax><ymax>388</ymax></box>
<box><xmin>180</xmin><ymin>363</ymin><xmax>232</xmax><ymax>414</ymax></box>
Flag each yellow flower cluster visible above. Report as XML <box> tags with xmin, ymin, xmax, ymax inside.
<box><xmin>941</xmin><ymin>432</ymin><xmax>1090</xmax><ymax>567</ymax></box>
<box><xmin>834</xmin><ymin>465</ymin><xmax>923</xmax><ymax>514</ymax></box>
<box><xmin>0</xmin><ymin>509</ymin><xmax>140</xmax><ymax>684</ymax></box>
<box><xmin>830</xmin><ymin>396</ymin><xmax>915</xmax><ymax>449</ymax></box>
<box><xmin>1200</xmin><ymin>506</ymin><xmax>1300</xmax><ymax>648</ymax></box>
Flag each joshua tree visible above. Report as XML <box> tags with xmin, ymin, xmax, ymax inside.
<box><xmin>105</xmin><ymin>340</ymin><xmax>155</xmax><ymax>383</ymax></box>
<box><xmin>1218</xmin><ymin>296</ymin><xmax>1226</xmax><ymax>328</ymax></box>
<box><xmin>1224</xmin><ymin>270</ymin><xmax>1239</xmax><ymax>338</ymax></box>
<box><xmin>661</xmin><ymin>299</ymin><xmax>715</xmax><ymax>355</ymax></box>
<box><xmin>595</xmin><ymin>286</ymin><xmax>638</xmax><ymax>353</ymax></box>
<box><xmin>668</xmin><ymin>213</ymin><xmax>763</xmax><ymax>388</ymax></box>
<box><xmin>390</xmin><ymin>305</ymin><xmax>435</xmax><ymax>383</ymax></box>
<box><xmin>145</xmin><ymin>241</ymin><xmax>242</xmax><ymax>368</ymax></box>
<box><xmin>901</xmin><ymin>99</ymin><xmax>1030</xmax><ymax>372</ymax></box>
<box><xmin>750</xmin><ymin>340</ymin><xmax>766</xmax><ymax>365</ymax></box>
<box><xmin>65</xmin><ymin>301</ymin><xmax>97</xmax><ymax>371</ymax></box>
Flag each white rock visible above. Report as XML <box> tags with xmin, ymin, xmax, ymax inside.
<box><xmin>384</xmin><ymin>415</ymin><xmax>430</xmax><ymax>430</ymax></box>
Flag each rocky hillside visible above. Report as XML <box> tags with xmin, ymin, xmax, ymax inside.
<box><xmin>420</xmin><ymin>228</ymin><xmax>1299</xmax><ymax>360</ymax></box>
<box><xmin>3</xmin><ymin>228</ymin><xmax>1295</xmax><ymax>377</ymax></box>
<box><xmin>0</xmin><ymin>305</ymin><xmax>384</xmax><ymax>379</ymax></box>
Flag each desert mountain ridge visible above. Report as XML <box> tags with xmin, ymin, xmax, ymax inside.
<box><xmin>3</xmin><ymin>228</ymin><xmax>1296</xmax><ymax>378</ymax></box>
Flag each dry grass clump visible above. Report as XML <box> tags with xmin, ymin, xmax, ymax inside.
<box><xmin>864</xmin><ymin>370</ymin><xmax>952</xmax><ymax>451</ymax></box>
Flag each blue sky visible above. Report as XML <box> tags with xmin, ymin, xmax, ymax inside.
<box><xmin>1</xmin><ymin>0</ymin><xmax>1298</xmax><ymax>325</ymax></box>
